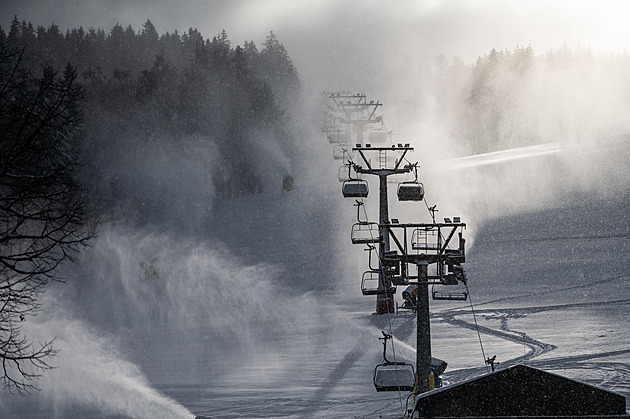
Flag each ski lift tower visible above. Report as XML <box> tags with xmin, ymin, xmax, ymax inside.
<box><xmin>351</xmin><ymin>143</ymin><xmax>469</xmax><ymax>394</ymax></box>
<box><xmin>327</xmin><ymin>92</ymin><xmax>383</xmax><ymax>144</ymax></box>
<box><xmin>383</xmin><ymin>218</ymin><xmax>468</xmax><ymax>394</ymax></box>
<box><xmin>351</xmin><ymin>144</ymin><xmax>415</xmax><ymax>314</ymax></box>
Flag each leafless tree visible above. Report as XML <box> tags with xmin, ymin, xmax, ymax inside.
<box><xmin>0</xmin><ymin>44</ymin><xmax>91</xmax><ymax>394</ymax></box>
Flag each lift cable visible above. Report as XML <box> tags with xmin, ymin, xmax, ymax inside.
<box><xmin>422</xmin><ymin>190</ymin><xmax>487</xmax><ymax>371</ymax></box>
<box><xmin>342</xmin><ymin>129</ymin><xmax>423</xmax><ymax>414</ymax></box>
<box><xmin>465</xmin><ymin>281</ymin><xmax>490</xmax><ymax>373</ymax></box>
<box><xmin>355</xmin><ymin>183</ymin><xmax>406</xmax><ymax>416</ymax></box>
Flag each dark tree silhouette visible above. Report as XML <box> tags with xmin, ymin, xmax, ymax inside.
<box><xmin>0</xmin><ymin>45</ymin><xmax>91</xmax><ymax>394</ymax></box>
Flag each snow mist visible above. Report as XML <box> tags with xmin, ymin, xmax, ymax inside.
<box><xmin>20</xmin><ymin>313</ymin><xmax>194</xmax><ymax>419</ymax></box>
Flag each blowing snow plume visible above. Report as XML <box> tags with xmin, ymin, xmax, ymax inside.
<box><xmin>8</xmin><ymin>311</ymin><xmax>194</xmax><ymax>419</ymax></box>
<box><xmin>0</xmin><ymin>200</ymin><xmax>342</xmax><ymax>417</ymax></box>
<box><xmin>395</xmin><ymin>46</ymin><xmax>630</xmax><ymax>229</ymax></box>
<box><xmin>0</xmin><ymin>19</ymin><xmax>342</xmax><ymax>417</ymax></box>
<box><xmin>0</xmin><ymin>71</ymin><xmax>342</xmax><ymax>418</ymax></box>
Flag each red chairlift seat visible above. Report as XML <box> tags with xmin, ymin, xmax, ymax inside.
<box><xmin>342</xmin><ymin>179</ymin><xmax>369</xmax><ymax>198</ymax></box>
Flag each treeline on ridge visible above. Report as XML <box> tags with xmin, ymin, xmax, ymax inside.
<box><xmin>432</xmin><ymin>45</ymin><xmax>630</xmax><ymax>154</ymax></box>
<box><xmin>1</xmin><ymin>17</ymin><xmax>301</xmax><ymax>225</ymax></box>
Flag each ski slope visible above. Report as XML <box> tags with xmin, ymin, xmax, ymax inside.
<box><xmin>2</xmin><ymin>140</ymin><xmax>629</xmax><ymax>418</ymax></box>
<box><xmin>191</xmin><ymin>187</ymin><xmax>630</xmax><ymax>418</ymax></box>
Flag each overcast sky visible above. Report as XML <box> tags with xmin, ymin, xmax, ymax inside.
<box><xmin>4</xmin><ymin>0</ymin><xmax>630</xmax><ymax>122</ymax></box>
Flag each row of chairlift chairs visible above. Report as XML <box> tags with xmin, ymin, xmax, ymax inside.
<box><xmin>325</xmin><ymin>106</ymin><xmax>416</xmax><ymax>393</ymax></box>
<box><xmin>341</xmin><ymin>169</ymin><xmax>426</xmax><ymax>202</ymax></box>
<box><xmin>343</xmin><ymin>162</ymin><xmax>468</xmax><ymax>302</ymax></box>
<box><xmin>342</xmin><ymin>163</ymin><xmax>426</xmax><ymax>300</ymax></box>
<box><xmin>328</xmin><ymin>110</ymin><xmax>461</xmax><ymax>393</ymax></box>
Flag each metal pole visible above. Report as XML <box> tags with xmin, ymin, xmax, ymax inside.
<box><xmin>376</xmin><ymin>174</ymin><xmax>391</xmax><ymax>314</ymax></box>
<box><xmin>379</xmin><ymin>174</ymin><xmax>389</xmax><ymax>254</ymax></box>
<box><xmin>416</xmin><ymin>258</ymin><xmax>432</xmax><ymax>393</ymax></box>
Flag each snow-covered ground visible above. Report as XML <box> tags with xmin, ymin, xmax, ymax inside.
<box><xmin>186</xmin><ymin>192</ymin><xmax>630</xmax><ymax>419</ymax></box>
<box><xmin>1</xmin><ymin>142</ymin><xmax>629</xmax><ymax>418</ymax></box>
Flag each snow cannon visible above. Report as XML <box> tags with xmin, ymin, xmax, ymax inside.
<box><xmin>282</xmin><ymin>175</ymin><xmax>294</xmax><ymax>192</ymax></box>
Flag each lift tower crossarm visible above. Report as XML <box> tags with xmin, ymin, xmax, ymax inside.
<box><xmin>352</xmin><ymin>145</ymin><xmax>414</xmax><ymax>173</ymax></box>
<box><xmin>384</xmin><ymin>222</ymin><xmax>466</xmax><ymax>265</ymax></box>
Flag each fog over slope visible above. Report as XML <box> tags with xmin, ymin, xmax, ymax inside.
<box><xmin>1</xmin><ymin>1</ymin><xmax>630</xmax><ymax>418</ymax></box>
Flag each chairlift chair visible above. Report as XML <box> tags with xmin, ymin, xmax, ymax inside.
<box><xmin>373</xmin><ymin>332</ymin><xmax>416</xmax><ymax>392</ymax></box>
<box><xmin>337</xmin><ymin>131</ymin><xmax>350</xmax><ymax>144</ymax></box>
<box><xmin>322</xmin><ymin>123</ymin><xmax>339</xmax><ymax>134</ymax></box>
<box><xmin>360</xmin><ymin>271</ymin><xmax>396</xmax><ymax>296</ymax></box>
<box><xmin>327</xmin><ymin>130</ymin><xmax>350</xmax><ymax>144</ymax></box>
<box><xmin>373</xmin><ymin>364</ymin><xmax>416</xmax><ymax>392</ymax></box>
<box><xmin>342</xmin><ymin>179</ymin><xmax>369</xmax><ymax>198</ymax></box>
<box><xmin>397</xmin><ymin>163</ymin><xmax>424</xmax><ymax>201</ymax></box>
<box><xmin>411</xmin><ymin>227</ymin><xmax>439</xmax><ymax>252</ymax></box>
<box><xmin>397</xmin><ymin>182</ymin><xmax>425</xmax><ymax>201</ymax></box>
<box><xmin>382</xmin><ymin>250</ymin><xmax>401</xmax><ymax>277</ymax></box>
<box><xmin>432</xmin><ymin>266</ymin><xmax>468</xmax><ymax>301</ymax></box>
<box><xmin>432</xmin><ymin>287</ymin><xmax>469</xmax><ymax>301</ymax></box>
<box><xmin>351</xmin><ymin>222</ymin><xmax>380</xmax><ymax>244</ymax></box>
<box><xmin>361</xmin><ymin>271</ymin><xmax>380</xmax><ymax>295</ymax></box>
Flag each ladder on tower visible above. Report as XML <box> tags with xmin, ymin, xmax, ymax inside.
<box><xmin>379</xmin><ymin>149</ymin><xmax>387</xmax><ymax>169</ymax></box>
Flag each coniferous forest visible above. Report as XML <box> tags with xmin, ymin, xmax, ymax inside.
<box><xmin>1</xmin><ymin>17</ymin><xmax>301</xmax><ymax>230</ymax></box>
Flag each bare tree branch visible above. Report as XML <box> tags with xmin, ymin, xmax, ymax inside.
<box><xmin>0</xmin><ymin>43</ymin><xmax>91</xmax><ymax>394</ymax></box>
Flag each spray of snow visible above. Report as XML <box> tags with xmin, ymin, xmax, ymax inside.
<box><xmin>21</xmin><ymin>313</ymin><xmax>194</xmax><ymax>419</ymax></box>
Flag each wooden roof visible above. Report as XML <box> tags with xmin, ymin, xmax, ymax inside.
<box><xmin>414</xmin><ymin>364</ymin><xmax>627</xmax><ymax>417</ymax></box>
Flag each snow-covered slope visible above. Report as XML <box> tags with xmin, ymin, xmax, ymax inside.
<box><xmin>2</xmin><ymin>140</ymin><xmax>629</xmax><ymax>418</ymax></box>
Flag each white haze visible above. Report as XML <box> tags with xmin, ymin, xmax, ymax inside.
<box><xmin>2</xmin><ymin>1</ymin><xmax>630</xmax><ymax>417</ymax></box>
<box><xmin>18</xmin><ymin>312</ymin><xmax>193</xmax><ymax>419</ymax></box>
